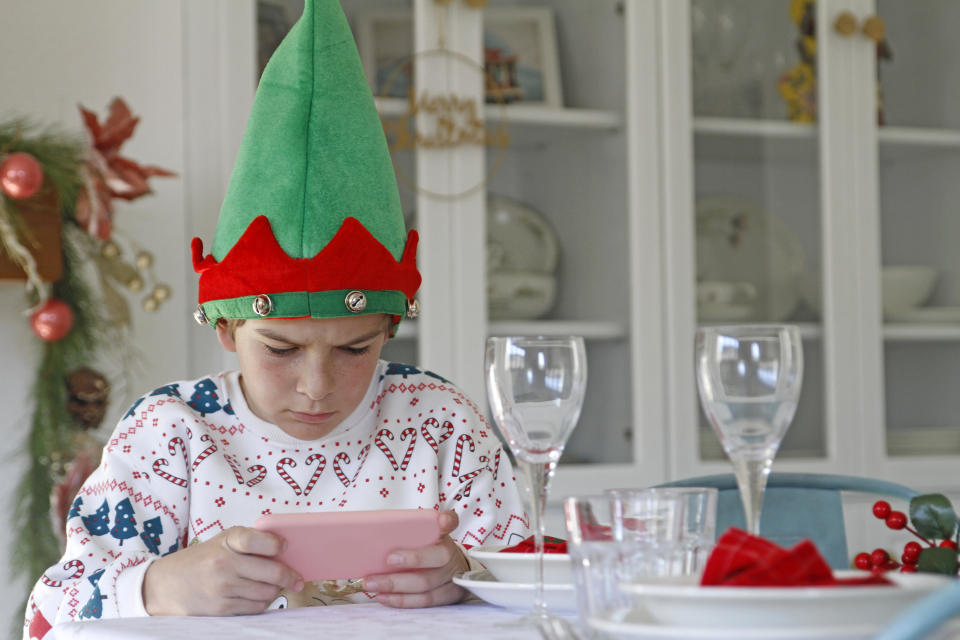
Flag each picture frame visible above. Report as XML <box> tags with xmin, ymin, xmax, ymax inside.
<box><xmin>354</xmin><ymin>7</ymin><xmax>563</xmax><ymax>108</ymax></box>
<box><xmin>483</xmin><ymin>7</ymin><xmax>563</xmax><ymax>108</ymax></box>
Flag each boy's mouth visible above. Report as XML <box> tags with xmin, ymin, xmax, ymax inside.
<box><xmin>290</xmin><ymin>410</ymin><xmax>336</xmax><ymax>424</ymax></box>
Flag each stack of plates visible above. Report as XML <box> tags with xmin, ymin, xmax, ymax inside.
<box><xmin>453</xmin><ymin>545</ymin><xmax>577</xmax><ymax>613</ymax></box>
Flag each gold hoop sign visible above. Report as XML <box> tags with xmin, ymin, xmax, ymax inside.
<box><xmin>378</xmin><ymin>47</ymin><xmax>511</xmax><ymax>200</ymax></box>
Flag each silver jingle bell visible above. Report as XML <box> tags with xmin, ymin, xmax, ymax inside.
<box><xmin>193</xmin><ymin>305</ymin><xmax>209</xmax><ymax>326</ymax></box>
<box><xmin>252</xmin><ymin>294</ymin><xmax>273</xmax><ymax>317</ymax></box>
<box><xmin>405</xmin><ymin>298</ymin><xmax>419</xmax><ymax>319</ymax></box>
<box><xmin>345</xmin><ymin>290</ymin><xmax>367</xmax><ymax>313</ymax></box>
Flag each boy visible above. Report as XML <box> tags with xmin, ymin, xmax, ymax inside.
<box><xmin>23</xmin><ymin>0</ymin><xmax>527</xmax><ymax>635</ymax></box>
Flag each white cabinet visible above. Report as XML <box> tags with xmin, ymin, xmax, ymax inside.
<box><xmin>198</xmin><ymin>0</ymin><xmax>960</xmax><ymax>502</ymax></box>
<box><xmin>663</xmin><ymin>0</ymin><xmax>960</xmax><ymax>492</ymax></box>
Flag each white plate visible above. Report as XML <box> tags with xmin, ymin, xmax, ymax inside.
<box><xmin>619</xmin><ymin>570</ymin><xmax>950</xmax><ymax>629</ymax></box>
<box><xmin>887</xmin><ymin>306</ymin><xmax>960</xmax><ymax>324</ymax></box>
<box><xmin>453</xmin><ymin>569</ymin><xmax>577</xmax><ymax>613</ymax></box>
<box><xmin>466</xmin><ymin>546</ymin><xmax>573</xmax><ymax>584</ymax></box>
<box><xmin>589</xmin><ymin>608</ymin><xmax>879</xmax><ymax>640</ymax></box>
<box><xmin>696</xmin><ymin>196</ymin><xmax>806</xmax><ymax>321</ymax></box>
<box><xmin>486</xmin><ymin>194</ymin><xmax>559</xmax><ymax>274</ymax></box>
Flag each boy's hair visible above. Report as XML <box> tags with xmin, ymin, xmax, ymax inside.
<box><xmin>219</xmin><ymin>318</ymin><xmax>245</xmax><ymax>339</ymax></box>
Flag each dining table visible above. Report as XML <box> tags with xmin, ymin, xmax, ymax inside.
<box><xmin>47</xmin><ymin>601</ymin><xmax>556</xmax><ymax>640</ymax></box>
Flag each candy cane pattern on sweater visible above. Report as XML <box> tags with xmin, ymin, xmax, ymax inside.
<box><xmin>40</xmin><ymin>560</ymin><xmax>85</xmax><ymax>588</ymax></box>
<box><xmin>246</xmin><ymin>464</ymin><xmax>267</xmax><ymax>487</ymax></box>
<box><xmin>152</xmin><ymin>436</ymin><xmax>190</xmax><ymax>487</ymax></box>
<box><xmin>302</xmin><ymin>453</ymin><xmax>326</xmax><ymax>496</ymax></box>
<box><xmin>333</xmin><ymin>445</ymin><xmax>370</xmax><ymax>487</ymax></box>
<box><xmin>454</xmin><ymin>455</ymin><xmax>488</xmax><ymax>501</ymax></box>
<box><xmin>420</xmin><ymin>417</ymin><xmax>454</xmax><ymax>454</ymax></box>
<box><xmin>276</xmin><ymin>457</ymin><xmax>302</xmax><ymax>495</ymax></box>
<box><xmin>191</xmin><ymin>434</ymin><xmax>218</xmax><ymax>471</ymax></box>
<box><xmin>224</xmin><ymin>453</ymin><xmax>245</xmax><ymax>485</ymax></box>
<box><xmin>398</xmin><ymin>427</ymin><xmax>417</xmax><ymax>470</ymax></box>
<box><xmin>333</xmin><ymin>451</ymin><xmax>351</xmax><ymax>487</ymax></box>
<box><xmin>451</xmin><ymin>434</ymin><xmax>475</xmax><ymax>478</ymax></box>
<box><xmin>375</xmin><ymin>429</ymin><xmax>399</xmax><ymax>470</ymax></box>
<box><xmin>350</xmin><ymin>444</ymin><xmax>370</xmax><ymax>484</ymax></box>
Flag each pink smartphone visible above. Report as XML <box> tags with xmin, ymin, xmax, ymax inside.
<box><xmin>253</xmin><ymin>509</ymin><xmax>442</xmax><ymax>581</ymax></box>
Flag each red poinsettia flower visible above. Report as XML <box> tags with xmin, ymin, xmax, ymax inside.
<box><xmin>75</xmin><ymin>98</ymin><xmax>175</xmax><ymax>240</ymax></box>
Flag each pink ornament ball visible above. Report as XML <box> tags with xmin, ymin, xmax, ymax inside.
<box><xmin>0</xmin><ymin>152</ymin><xmax>44</xmax><ymax>200</ymax></box>
<box><xmin>29</xmin><ymin>299</ymin><xmax>74</xmax><ymax>342</ymax></box>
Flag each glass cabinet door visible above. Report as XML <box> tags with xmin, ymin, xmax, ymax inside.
<box><xmin>874</xmin><ymin>0</ymin><xmax>960</xmax><ymax>458</ymax></box>
<box><xmin>689</xmin><ymin>0</ymin><xmax>827</xmax><ymax>463</ymax></box>
<box><xmin>482</xmin><ymin>0</ymin><xmax>636</xmax><ymax>473</ymax></box>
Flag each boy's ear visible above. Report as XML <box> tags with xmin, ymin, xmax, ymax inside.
<box><xmin>216</xmin><ymin>321</ymin><xmax>238</xmax><ymax>352</ymax></box>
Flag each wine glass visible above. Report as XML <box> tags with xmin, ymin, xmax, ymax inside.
<box><xmin>695</xmin><ymin>325</ymin><xmax>803</xmax><ymax>535</ymax></box>
<box><xmin>485</xmin><ymin>336</ymin><xmax>587</xmax><ymax>625</ymax></box>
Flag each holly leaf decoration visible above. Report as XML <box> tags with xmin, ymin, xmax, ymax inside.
<box><xmin>916</xmin><ymin>546</ymin><xmax>959</xmax><ymax>576</ymax></box>
<box><xmin>910</xmin><ymin>494</ymin><xmax>958</xmax><ymax>540</ymax></box>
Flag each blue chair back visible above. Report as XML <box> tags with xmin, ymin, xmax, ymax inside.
<box><xmin>658</xmin><ymin>473</ymin><xmax>919</xmax><ymax>569</ymax></box>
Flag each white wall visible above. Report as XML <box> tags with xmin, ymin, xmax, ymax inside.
<box><xmin>0</xmin><ymin>1</ymin><xmax>232</xmax><ymax>632</ymax></box>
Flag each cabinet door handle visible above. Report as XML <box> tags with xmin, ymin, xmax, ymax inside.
<box><xmin>833</xmin><ymin>11</ymin><xmax>859</xmax><ymax>36</ymax></box>
<box><xmin>861</xmin><ymin>15</ymin><xmax>887</xmax><ymax>43</ymax></box>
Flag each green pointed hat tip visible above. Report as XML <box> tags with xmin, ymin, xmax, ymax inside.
<box><xmin>193</xmin><ymin>0</ymin><xmax>418</xmax><ymax>323</ymax></box>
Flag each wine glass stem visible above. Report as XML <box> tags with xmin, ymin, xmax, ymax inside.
<box><xmin>730</xmin><ymin>456</ymin><xmax>773</xmax><ymax>536</ymax></box>
<box><xmin>520</xmin><ymin>458</ymin><xmax>556</xmax><ymax>617</ymax></box>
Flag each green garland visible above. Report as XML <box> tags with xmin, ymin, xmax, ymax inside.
<box><xmin>1</xmin><ymin>121</ymin><xmax>115</xmax><ymax>631</ymax></box>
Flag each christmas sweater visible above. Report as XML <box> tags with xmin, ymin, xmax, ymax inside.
<box><xmin>24</xmin><ymin>361</ymin><xmax>528</xmax><ymax>638</ymax></box>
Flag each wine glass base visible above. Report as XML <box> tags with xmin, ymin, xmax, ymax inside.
<box><xmin>496</xmin><ymin>608</ymin><xmax>581</xmax><ymax>639</ymax></box>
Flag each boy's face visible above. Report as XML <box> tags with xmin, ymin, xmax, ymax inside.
<box><xmin>217</xmin><ymin>314</ymin><xmax>391</xmax><ymax>439</ymax></box>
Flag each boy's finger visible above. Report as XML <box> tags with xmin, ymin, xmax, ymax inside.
<box><xmin>437</xmin><ymin>510</ymin><xmax>459</xmax><ymax>535</ymax></box>
<box><xmin>223</xmin><ymin>526</ymin><xmax>286</xmax><ymax>557</ymax></box>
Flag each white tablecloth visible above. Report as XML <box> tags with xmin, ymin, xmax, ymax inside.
<box><xmin>48</xmin><ymin>602</ymin><xmax>548</xmax><ymax>640</ymax></box>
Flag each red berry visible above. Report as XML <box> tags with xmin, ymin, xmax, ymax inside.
<box><xmin>902</xmin><ymin>551</ymin><xmax>919</xmax><ymax>565</ymax></box>
<box><xmin>873</xmin><ymin>501</ymin><xmax>892</xmax><ymax>519</ymax></box>
<box><xmin>904</xmin><ymin>541</ymin><xmax>923</xmax><ymax>554</ymax></box>
<box><xmin>854</xmin><ymin>552</ymin><xmax>871</xmax><ymax>570</ymax></box>
<box><xmin>900</xmin><ymin>564</ymin><xmax>918</xmax><ymax>573</ymax></box>
<box><xmin>939</xmin><ymin>540</ymin><xmax>958</xmax><ymax>550</ymax></box>
<box><xmin>886</xmin><ymin>511</ymin><xmax>907</xmax><ymax>530</ymax></box>
<box><xmin>871</xmin><ymin>548</ymin><xmax>890</xmax><ymax>567</ymax></box>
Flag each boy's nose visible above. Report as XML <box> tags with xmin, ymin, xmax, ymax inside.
<box><xmin>296</xmin><ymin>360</ymin><xmax>334</xmax><ymax>401</ymax></box>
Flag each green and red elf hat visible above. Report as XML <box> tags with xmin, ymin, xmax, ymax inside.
<box><xmin>191</xmin><ymin>0</ymin><xmax>420</xmax><ymax>331</ymax></box>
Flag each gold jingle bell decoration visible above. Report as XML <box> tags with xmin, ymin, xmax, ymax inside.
<box><xmin>253</xmin><ymin>294</ymin><xmax>274</xmax><ymax>317</ymax></box>
<box><xmin>345</xmin><ymin>290</ymin><xmax>367</xmax><ymax>313</ymax></box>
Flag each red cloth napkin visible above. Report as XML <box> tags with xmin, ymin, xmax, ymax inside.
<box><xmin>701</xmin><ymin>528</ymin><xmax>892</xmax><ymax>587</ymax></box>
<box><xmin>500</xmin><ymin>535</ymin><xmax>568</xmax><ymax>554</ymax></box>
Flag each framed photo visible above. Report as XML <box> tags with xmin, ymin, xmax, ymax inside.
<box><xmin>483</xmin><ymin>7</ymin><xmax>563</xmax><ymax>108</ymax></box>
<box><xmin>354</xmin><ymin>7</ymin><xmax>563</xmax><ymax>108</ymax></box>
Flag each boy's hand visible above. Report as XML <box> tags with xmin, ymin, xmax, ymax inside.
<box><xmin>142</xmin><ymin>526</ymin><xmax>303</xmax><ymax>616</ymax></box>
<box><xmin>363</xmin><ymin>510</ymin><xmax>470</xmax><ymax>608</ymax></box>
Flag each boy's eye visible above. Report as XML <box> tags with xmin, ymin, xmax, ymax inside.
<box><xmin>342</xmin><ymin>345</ymin><xmax>370</xmax><ymax>356</ymax></box>
<box><xmin>264</xmin><ymin>344</ymin><xmax>296</xmax><ymax>356</ymax></box>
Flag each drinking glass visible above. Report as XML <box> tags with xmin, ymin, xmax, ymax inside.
<box><xmin>485</xmin><ymin>336</ymin><xmax>587</xmax><ymax>625</ymax></box>
<box><xmin>695</xmin><ymin>325</ymin><xmax>803</xmax><ymax>535</ymax></box>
